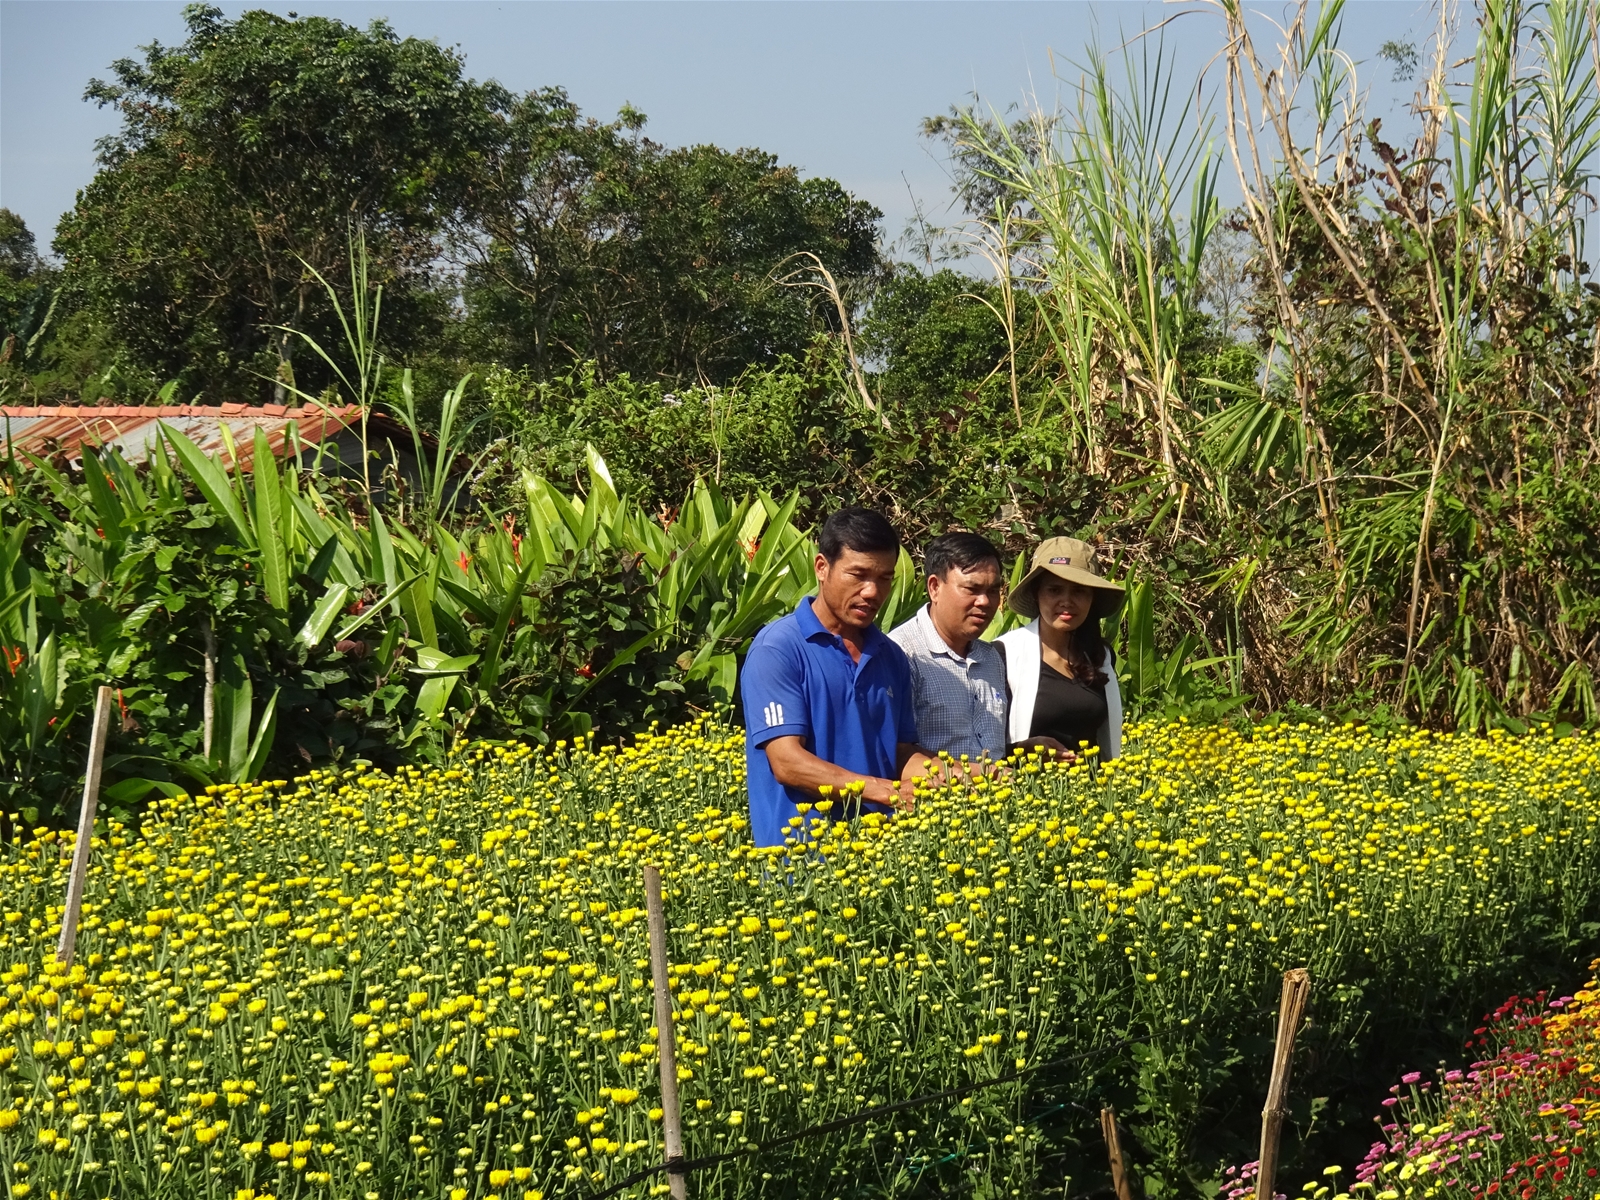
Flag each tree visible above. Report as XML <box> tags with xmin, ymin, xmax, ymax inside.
<box><xmin>862</xmin><ymin>268</ymin><xmax>1011</xmax><ymax>400</ymax></box>
<box><xmin>0</xmin><ymin>209</ymin><xmax>60</xmax><ymax>375</ymax></box>
<box><xmin>459</xmin><ymin>93</ymin><xmax>884</xmax><ymax>384</ymax></box>
<box><xmin>0</xmin><ymin>210</ymin><xmax>42</xmax><ymax>285</ymax></box>
<box><xmin>54</xmin><ymin>4</ymin><xmax>508</xmax><ymax>400</ymax></box>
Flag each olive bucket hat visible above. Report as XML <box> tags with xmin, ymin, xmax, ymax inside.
<box><xmin>1008</xmin><ymin>536</ymin><xmax>1126</xmax><ymax>622</ymax></box>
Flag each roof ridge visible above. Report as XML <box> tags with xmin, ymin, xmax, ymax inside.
<box><xmin>1</xmin><ymin>402</ymin><xmax>366</xmax><ymax>420</ymax></box>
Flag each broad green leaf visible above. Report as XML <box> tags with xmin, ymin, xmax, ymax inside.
<box><xmin>751</xmin><ymin>491</ymin><xmax>803</xmax><ymax>575</ymax></box>
<box><xmin>160</xmin><ymin>424</ymin><xmax>254</xmax><ymax>546</ymax></box>
<box><xmin>22</xmin><ymin>631</ymin><xmax>63</xmax><ymax>749</ymax></box>
<box><xmin>736</xmin><ymin>496</ymin><xmax>767</xmax><ymax>552</ymax></box>
<box><xmin>409</xmin><ymin>648</ymin><xmax>479</xmax><ymax>676</ymax></box>
<box><xmin>541</xmin><ymin>476</ymin><xmax>589</xmax><ymax>546</ymax></box>
<box><xmin>403</xmin><ymin>555</ymin><xmax>441</xmax><ymax>650</ymax></box>
<box><xmin>0</xmin><ymin>588</ymin><xmax>26</xmax><ymax>645</ymax></box>
<box><xmin>212</xmin><ymin>653</ymin><xmax>253</xmax><ymax>777</ymax></box>
<box><xmin>252</xmin><ymin>427</ymin><xmax>290</xmax><ymax>610</ymax></box>
<box><xmin>104</xmin><ymin>777</ymin><xmax>189</xmax><ymax>806</ymax></box>
<box><xmin>80</xmin><ymin>451</ymin><xmax>128</xmax><ymax>544</ymax></box>
<box><xmin>475</xmin><ymin>556</ymin><xmax>539</xmax><ymax>697</ymax></box>
<box><xmin>585</xmin><ymin>443</ymin><xmax>619</xmax><ymax>514</ymax></box>
<box><xmin>293</xmin><ymin>501</ymin><xmax>363</xmax><ymax>587</ymax></box>
<box><xmin>706</xmin><ymin>652</ymin><xmax>737</xmax><ymax>704</ymax></box>
<box><xmin>241</xmin><ymin>688</ymin><xmax>279</xmax><ymax>783</ymax></box>
<box><xmin>303</xmin><ymin>536</ymin><xmax>342</xmax><ymax>587</ymax></box>
<box><xmin>370</xmin><ymin>507</ymin><xmax>400</xmax><ymax>613</ymax></box>
<box><xmin>297</xmin><ymin>584</ymin><xmax>351</xmax><ymax>649</ymax></box>
<box><xmin>403</xmin><ymin>676</ymin><xmax>457</xmax><ymax>745</ymax></box>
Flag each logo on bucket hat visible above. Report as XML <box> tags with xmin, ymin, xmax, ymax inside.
<box><xmin>1007</xmin><ymin>536</ymin><xmax>1126</xmax><ymax>621</ymax></box>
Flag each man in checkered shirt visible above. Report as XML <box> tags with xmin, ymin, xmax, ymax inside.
<box><xmin>890</xmin><ymin>532</ymin><xmax>1067</xmax><ymax>764</ymax></box>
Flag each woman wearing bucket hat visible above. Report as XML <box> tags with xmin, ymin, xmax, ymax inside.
<box><xmin>997</xmin><ymin>537</ymin><xmax>1126</xmax><ymax>761</ymax></box>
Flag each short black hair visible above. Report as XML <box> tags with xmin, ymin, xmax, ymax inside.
<box><xmin>818</xmin><ymin>508</ymin><xmax>900</xmax><ymax>562</ymax></box>
<box><xmin>924</xmin><ymin>531</ymin><xmax>1002</xmax><ymax>580</ymax></box>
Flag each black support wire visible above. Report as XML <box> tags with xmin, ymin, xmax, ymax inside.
<box><xmin>581</xmin><ymin>1000</ymin><xmax>1283</xmax><ymax>1200</ymax></box>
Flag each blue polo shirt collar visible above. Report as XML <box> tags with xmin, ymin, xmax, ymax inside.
<box><xmin>795</xmin><ymin>596</ymin><xmax>888</xmax><ymax>664</ymax></box>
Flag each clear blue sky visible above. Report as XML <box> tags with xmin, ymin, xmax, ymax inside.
<box><xmin>1</xmin><ymin>1</ymin><xmax>1433</xmax><ymax>258</ymax></box>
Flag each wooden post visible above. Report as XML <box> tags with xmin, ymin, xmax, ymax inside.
<box><xmin>644</xmin><ymin>864</ymin><xmax>689</xmax><ymax>1199</ymax></box>
<box><xmin>1101</xmin><ymin>1106</ymin><xmax>1136</xmax><ymax>1200</ymax></box>
<box><xmin>201</xmin><ymin>615</ymin><xmax>216</xmax><ymax>761</ymax></box>
<box><xmin>1255</xmin><ymin>968</ymin><xmax>1313</xmax><ymax>1200</ymax></box>
<box><xmin>56</xmin><ymin>685</ymin><xmax>113</xmax><ymax>967</ymax></box>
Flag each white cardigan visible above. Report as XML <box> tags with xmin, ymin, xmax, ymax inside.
<box><xmin>996</xmin><ymin>619</ymin><xmax>1123</xmax><ymax>760</ymax></box>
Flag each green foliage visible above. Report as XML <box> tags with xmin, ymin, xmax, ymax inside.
<box><xmin>474</xmin><ymin>361</ymin><xmax>832</xmax><ymax>512</ymax></box>
<box><xmin>475</xmin><ymin>343</ymin><xmax>1100</xmax><ymax>552</ymax></box>
<box><xmin>14</xmin><ymin>0</ymin><xmax>1600</xmax><ymax>747</ymax></box>
<box><xmin>860</xmin><ymin>267</ymin><xmax>1037</xmax><ymax>404</ymax></box>
<box><xmin>898</xmin><ymin>0</ymin><xmax>1600</xmax><ymax>733</ymax></box>
<box><xmin>0</xmin><ymin>209</ymin><xmax>60</xmax><ymax>377</ymax></box>
<box><xmin>15</xmin><ymin>11</ymin><xmax>885</xmax><ymax>400</ymax></box>
<box><xmin>461</xmin><ymin>90</ymin><xmax>883</xmax><ymax>384</ymax></box>
<box><xmin>0</xmin><ymin>423</ymin><xmax>825</xmax><ymax>824</ymax></box>
<box><xmin>52</xmin><ymin>4</ymin><xmax>507</xmax><ymax>399</ymax></box>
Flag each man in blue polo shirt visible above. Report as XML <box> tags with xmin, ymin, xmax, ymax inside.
<box><xmin>741</xmin><ymin>508</ymin><xmax>940</xmax><ymax>847</ymax></box>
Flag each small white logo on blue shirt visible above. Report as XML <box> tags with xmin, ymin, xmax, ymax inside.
<box><xmin>763</xmin><ymin>702</ymin><xmax>785</xmax><ymax>727</ymax></box>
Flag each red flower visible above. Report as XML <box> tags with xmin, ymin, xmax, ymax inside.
<box><xmin>576</xmin><ymin>663</ymin><xmax>595</xmax><ymax>679</ymax></box>
<box><xmin>457</xmin><ymin>550</ymin><xmax>472</xmax><ymax>575</ymax></box>
<box><xmin>2</xmin><ymin>645</ymin><xmax>21</xmax><ymax>676</ymax></box>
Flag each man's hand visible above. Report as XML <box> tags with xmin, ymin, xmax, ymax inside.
<box><xmin>895</xmin><ymin>752</ymin><xmax>945</xmax><ymax>809</ymax></box>
<box><xmin>858</xmin><ymin>776</ymin><xmax>901</xmax><ymax>806</ymax></box>
<box><xmin>764</xmin><ymin>736</ymin><xmax>902</xmax><ymax>806</ymax></box>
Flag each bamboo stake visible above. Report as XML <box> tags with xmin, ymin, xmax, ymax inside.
<box><xmin>644</xmin><ymin>864</ymin><xmax>689</xmax><ymax>1199</ymax></box>
<box><xmin>1101</xmin><ymin>1106</ymin><xmax>1136</xmax><ymax>1200</ymax></box>
<box><xmin>1255</xmin><ymin>968</ymin><xmax>1313</xmax><ymax>1200</ymax></box>
<box><xmin>57</xmin><ymin>685</ymin><xmax>113</xmax><ymax>967</ymax></box>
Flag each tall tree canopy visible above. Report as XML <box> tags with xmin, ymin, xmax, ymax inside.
<box><xmin>458</xmin><ymin>90</ymin><xmax>884</xmax><ymax>384</ymax></box>
<box><xmin>54</xmin><ymin>4</ymin><xmax>507</xmax><ymax>399</ymax></box>
<box><xmin>37</xmin><ymin>7</ymin><xmax>882</xmax><ymax>399</ymax></box>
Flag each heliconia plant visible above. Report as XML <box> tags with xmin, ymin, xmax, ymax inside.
<box><xmin>0</xmin><ymin>414</ymin><xmax>834</xmax><ymax>824</ymax></box>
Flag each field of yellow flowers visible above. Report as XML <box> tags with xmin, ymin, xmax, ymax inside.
<box><xmin>2</xmin><ymin>717</ymin><xmax>1600</xmax><ymax>1200</ymax></box>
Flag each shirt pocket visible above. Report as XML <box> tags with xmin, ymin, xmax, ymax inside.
<box><xmin>976</xmin><ymin>672</ymin><xmax>1007</xmax><ymax>721</ymax></box>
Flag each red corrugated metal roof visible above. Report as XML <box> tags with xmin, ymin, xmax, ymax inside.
<box><xmin>0</xmin><ymin>403</ymin><xmax>398</xmax><ymax>469</ymax></box>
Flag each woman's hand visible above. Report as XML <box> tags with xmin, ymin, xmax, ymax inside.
<box><xmin>1014</xmin><ymin>736</ymin><xmax>1075</xmax><ymax>763</ymax></box>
